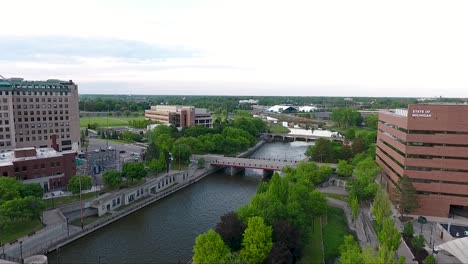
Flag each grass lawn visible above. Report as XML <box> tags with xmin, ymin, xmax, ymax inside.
<box><xmin>80</xmin><ymin>116</ymin><xmax>145</xmax><ymax>128</ymax></box>
<box><xmin>1</xmin><ymin>219</ymin><xmax>44</xmax><ymax>243</ymax></box>
<box><xmin>45</xmin><ymin>191</ymin><xmax>98</xmax><ymax>209</ymax></box>
<box><xmin>324</xmin><ymin>193</ymin><xmax>349</xmax><ymax>203</ymax></box>
<box><xmin>323</xmin><ymin>206</ymin><xmax>351</xmax><ymax>264</ymax></box>
<box><xmin>269</xmin><ymin>123</ymin><xmax>291</xmax><ymax>134</ymax></box>
<box><xmin>300</xmin><ymin>218</ymin><xmax>324</xmax><ymax>264</ymax></box>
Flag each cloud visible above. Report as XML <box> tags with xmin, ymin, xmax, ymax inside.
<box><xmin>0</xmin><ymin>36</ymin><xmax>197</xmax><ymax>62</ymax></box>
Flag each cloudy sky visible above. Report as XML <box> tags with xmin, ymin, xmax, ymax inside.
<box><xmin>1</xmin><ymin>0</ymin><xmax>468</xmax><ymax>97</ymax></box>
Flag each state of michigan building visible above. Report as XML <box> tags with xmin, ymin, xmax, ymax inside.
<box><xmin>377</xmin><ymin>104</ymin><xmax>468</xmax><ymax>217</ymax></box>
<box><xmin>0</xmin><ymin>78</ymin><xmax>80</xmax><ymax>152</ymax></box>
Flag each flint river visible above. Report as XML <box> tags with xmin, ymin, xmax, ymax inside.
<box><xmin>48</xmin><ymin>141</ymin><xmax>311</xmax><ymax>264</ymax></box>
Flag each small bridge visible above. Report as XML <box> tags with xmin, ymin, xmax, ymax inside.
<box><xmin>195</xmin><ymin>155</ymin><xmax>337</xmax><ymax>176</ymax></box>
<box><xmin>261</xmin><ymin>133</ymin><xmax>345</xmax><ymax>143</ymax></box>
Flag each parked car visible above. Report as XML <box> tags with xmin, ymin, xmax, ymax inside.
<box><xmin>119</xmin><ymin>150</ymin><xmax>126</xmax><ymax>154</ymax></box>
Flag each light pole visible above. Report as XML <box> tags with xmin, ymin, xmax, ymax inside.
<box><xmin>79</xmin><ymin>175</ymin><xmax>84</xmax><ymax>229</ymax></box>
<box><xmin>19</xmin><ymin>241</ymin><xmax>23</xmax><ymax>263</ymax></box>
<box><xmin>66</xmin><ymin>217</ymin><xmax>70</xmax><ymax>236</ymax></box>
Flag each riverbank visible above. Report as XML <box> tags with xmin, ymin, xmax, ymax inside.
<box><xmin>3</xmin><ymin>142</ymin><xmax>268</xmax><ymax>261</ymax></box>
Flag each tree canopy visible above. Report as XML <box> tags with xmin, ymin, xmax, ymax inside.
<box><xmin>68</xmin><ymin>175</ymin><xmax>93</xmax><ymax>194</ymax></box>
<box><xmin>193</xmin><ymin>229</ymin><xmax>231</xmax><ymax>264</ymax></box>
<box><xmin>240</xmin><ymin>216</ymin><xmax>273</xmax><ymax>264</ymax></box>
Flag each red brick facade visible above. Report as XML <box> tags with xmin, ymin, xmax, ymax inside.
<box><xmin>0</xmin><ymin>148</ymin><xmax>76</xmax><ymax>191</ymax></box>
<box><xmin>377</xmin><ymin>104</ymin><xmax>468</xmax><ymax>217</ymax></box>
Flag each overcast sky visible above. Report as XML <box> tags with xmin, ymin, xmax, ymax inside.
<box><xmin>1</xmin><ymin>0</ymin><xmax>467</xmax><ymax>97</ymax></box>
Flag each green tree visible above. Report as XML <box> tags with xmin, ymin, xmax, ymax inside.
<box><xmin>365</xmin><ymin>114</ymin><xmax>378</xmax><ymax>129</ymax></box>
<box><xmin>124</xmin><ymin>110</ymin><xmax>131</xmax><ymax>117</ymax></box>
<box><xmin>122</xmin><ymin>162</ymin><xmax>147</xmax><ymax>182</ymax></box>
<box><xmin>193</xmin><ymin>229</ymin><xmax>230</xmax><ymax>264</ymax></box>
<box><xmin>0</xmin><ymin>196</ymin><xmax>45</xmax><ymax>220</ymax></box>
<box><xmin>394</xmin><ymin>176</ymin><xmax>419</xmax><ymax>216</ymax></box>
<box><xmin>377</xmin><ymin>218</ymin><xmax>401</xmax><ymax>251</ymax></box>
<box><xmin>67</xmin><ymin>175</ymin><xmax>92</xmax><ymax>194</ymax></box>
<box><xmin>0</xmin><ymin>177</ymin><xmax>21</xmax><ymax>204</ymax></box>
<box><xmin>337</xmin><ymin>160</ymin><xmax>353</xmax><ymax>177</ymax></box>
<box><xmin>197</xmin><ymin>158</ymin><xmax>206</xmax><ymax>168</ymax></box>
<box><xmin>172</xmin><ymin>143</ymin><xmax>192</xmax><ymax>164</ymax></box>
<box><xmin>371</xmin><ymin>189</ymin><xmax>392</xmax><ymax>230</ymax></box>
<box><xmin>350</xmin><ymin>195</ymin><xmax>359</xmax><ymax>224</ymax></box>
<box><xmin>411</xmin><ymin>234</ymin><xmax>425</xmax><ymax>252</ymax></box>
<box><xmin>240</xmin><ymin>216</ymin><xmax>273</xmax><ymax>264</ymax></box>
<box><xmin>331</xmin><ymin>108</ymin><xmax>362</xmax><ymax>128</ymax></box>
<box><xmin>20</xmin><ymin>183</ymin><xmax>44</xmax><ymax>199</ymax></box>
<box><xmin>339</xmin><ymin>235</ymin><xmax>362</xmax><ymax>264</ymax></box>
<box><xmin>220</xmin><ymin>253</ymin><xmax>247</xmax><ymax>264</ymax></box>
<box><xmin>305</xmin><ymin>138</ymin><xmax>333</xmax><ymax>162</ymax></box>
<box><xmin>403</xmin><ymin>221</ymin><xmax>414</xmax><ymax>238</ymax></box>
<box><xmin>102</xmin><ymin>170</ymin><xmax>122</xmax><ymax>189</ymax></box>
<box><xmin>424</xmin><ymin>254</ymin><xmax>436</xmax><ymax>264</ymax></box>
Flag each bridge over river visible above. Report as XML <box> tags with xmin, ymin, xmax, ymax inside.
<box><xmin>194</xmin><ymin>155</ymin><xmax>337</xmax><ymax>176</ymax></box>
<box><xmin>261</xmin><ymin>133</ymin><xmax>346</xmax><ymax>143</ymax></box>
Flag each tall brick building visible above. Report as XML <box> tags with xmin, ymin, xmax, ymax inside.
<box><xmin>0</xmin><ymin>77</ymin><xmax>80</xmax><ymax>152</ymax></box>
<box><xmin>376</xmin><ymin>104</ymin><xmax>468</xmax><ymax>217</ymax></box>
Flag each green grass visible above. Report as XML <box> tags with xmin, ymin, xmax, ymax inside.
<box><xmin>301</xmin><ymin>218</ymin><xmax>324</xmax><ymax>264</ymax></box>
<box><xmin>1</xmin><ymin>219</ymin><xmax>44</xmax><ymax>243</ymax></box>
<box><xmin>80</xmin><ymin>116</ymin><xmax>145</xmax><ymax>127</ymax></box>
<box><xmin>324</xmin><ymin>193</ymin><xmax>349</xmax><ymax>203</ymax></box>
<box><xmin>268</xmin><ymin>123</ymin><xmax>291</xmax><ymax>134</ymax></box>
<box><xmin>323</xmin><ymin>206</ymin><xmax>351</xmax><ymax>264</ymax></box>
<box><xmin>45</xmin><ymin>192</ymin><xmax>98</xmax><ymax>209</ymax></box>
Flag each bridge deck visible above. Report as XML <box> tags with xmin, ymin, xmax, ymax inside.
<box><xmin>194</xmin><ymin>155</ymin><xmax>336</xmax><ymax>171</ymax></box>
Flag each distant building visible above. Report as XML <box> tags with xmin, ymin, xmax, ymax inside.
<box><xmin>145</xmin><ymin>105</ymin><xmax>213</xmax><ymax>128</ymax></box>
<box><xmin>377</xmin><ymin>104</ymin><xmax>468</xmax><ymax>217</ymax></box>
<box><xmin>0</xmin><ymin>147</ymin><xmax>77</xmax><ymax>191</ymax></box>
<box><xmin>0</xmin><ymin>77</ymin><xmax>80</xmax><ymax>152</ymax></box>
<box><xmin>267</xmin><ymin>105</ymin><xmax>317</xmax><ymax>113</ymax></box>
<box><xmin>239</xmin><ymin>99</ymin><xmax>259</xmax><ymax>104</ymax></box>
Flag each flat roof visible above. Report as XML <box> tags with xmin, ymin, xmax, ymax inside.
<box><xmin>0</xmin><ymin>78</ymin><xmax>73</xmax><ymax>92</ymax></box>
<box><xmin>0</xmin><ymin>148</ymin><xmax>67</xmax><ymax>167</ymax></box>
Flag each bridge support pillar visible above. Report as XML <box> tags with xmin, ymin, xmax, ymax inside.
<box><xmin>225</xmin><ymin>166</ymin><xmax>244</xmax><ymax>176</ymax></box>
<box><xmin>262</xmin><ymin>170</ymin><xmax>274</xmax><ymax>179</ymax></box>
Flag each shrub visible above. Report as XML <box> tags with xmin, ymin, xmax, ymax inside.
<box><xmin>403</xmin><ymin>221</ymin><xmax>414</xmax><ymax>238</ymax></box>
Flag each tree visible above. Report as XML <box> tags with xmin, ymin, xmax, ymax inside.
<box><xmin>411</xmin><ymin>234</ymin><xmax>425</xmax><ymax>252</ymax></box>
<box><xmin>377</xmin><ymin>218</ymin><xmax>401</xmax><ymax>251</ymax></box>
<box><xmin>240</xmin><ymin>216</ymin><xmax>273</xmax><ymax>264</ymax></box>
<box><xmin>394</xmin><ymin>176</ymin><xmax>419</xmax><ymax>215</ymax></box>
<box><xmin>350</xmin><ymin>195</ymin><xmax>359</xmax><ymax>224</ymax></box>
<box><xmin>403</xmin><ymin>221</ymin><xmax>414</xmax><ymax>238</ymax></box>
<box><xmin>0</xmin><ymin>196</ymin><xmax>45</xmax><ymax>221</ymax></box>
<box><xmin>267</xmin><ymin>243</ymin><xmax>293</xmax><ymax>264</ymax></box>
<box><xmin>220</xmin><ymin>253</ymin><xmax>248</xmax><ymax>264</ymax></box>
<box><xmin>20</xmin><ymin>183</ymin><xmax>44</xmax><ymax>198</ymax></box>
<box><xmin>124</xmin><ymin>110</ymin><xmax>131</xmax><ymax>117</ymax></box>
<box><xmin>352</xmin><ymin>135</ymin><xmax>367</xmax><ymax>155</ymax></box>
<box><xmin>337</xmin><ymin>160</ymin><xmax>353</xmax><ymax>177</ymax></box>
<box><xmin>171</xmin><ymin>143</ymin><xmax>192</xmax><ymax>164</ymax></box>
<box><xmin>272</xmin><ymin>220</ymin><xmax>301</xmax><ymax>260</ymax></box>
<box><xmin>331</xmin><ymin>108</ymin><xmax>362</xmax><ymax>128</ymax></box>
<box><xmin>122</xmin><ymin>162</ymin><xmax>147</xmax><ymax>182</ymax></box>
<box><xmin>0</xmin><ymin>177</ymin><xmax>21</xmax><ymax>204</ymax></box>
<box><xmin>215</xmin><ymin>211</ymin><xmax>246</xmax><ymax>251</ymax></box>
<box><xmin>365</xmin><ymin>114</ymin><xmax>378</xmax><ymax>129</ymax></box>
<box><xmin>102</xmin><ymin>170</ymin><xmax>122</xmax><ymax>189</ymax></box>
<box><xmin>305</xmin><ymin>138</ymin><xmax>333</xmax><ymax>162</ymax></box>
<box><xmin>193</xmin><ymin>229</ymin><xmax>230</xmax><ymax>264</ymax></box>
<box><xmin>68</xmin><ymin>175</ymin><xmax>92</xmax><ymax>194</ymax></box>
<box><xmin>424</xmin><ymin>254</ymin><xmax>436</xmax><ymax>264</ymax></box>
<box><xmin>371</xmin><ymin>189</ymin><xmax>392</xmax><ymax>229</ymax></box>
<box><xmin>197</xmin><ymin>158</ymin><xmax>206</xmax><ymax>168</ymax></box>
<box><xmin>339</xmin><ymin>235</ymin><xmax>362</xmax><ymax>264</ymax></box>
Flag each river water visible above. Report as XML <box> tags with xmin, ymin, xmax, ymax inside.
<box><xmin>48</xmin><ymin>141</ymin><xmax>311</xmax><ymax>264</ymax></box>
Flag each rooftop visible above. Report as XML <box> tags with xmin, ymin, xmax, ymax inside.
<box><xmin>0</xmin><ymin>78</ymin><xmax>74</xmax><ymax>92</ymax></box>
<box><xmin>0</xmin><ymin>148</ymin><xmax>72</xmax><ymax>167</ymax></box>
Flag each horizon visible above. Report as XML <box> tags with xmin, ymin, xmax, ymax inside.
<box><xmin>2</xmin><ymin>0</ymin><xmax>468</xmax><ymax>97</ymax></box>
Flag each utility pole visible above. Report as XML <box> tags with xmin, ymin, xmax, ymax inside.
<box><xmin>79</xmin><ymin>175</ymin><xmax>83</xmax><ymax>229</ymax></box>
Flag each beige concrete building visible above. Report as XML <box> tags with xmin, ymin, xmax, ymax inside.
<box><xmin>0</xmin><ymin>78</ymin><xmax>80</xmax><ymax>152</ymax></box>
<box><xmin>145</xmin><ymin>105</ymin><xmax>213</xmax><ymax>128</ymax></box>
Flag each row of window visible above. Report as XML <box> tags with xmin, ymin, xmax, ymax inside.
<box><xmin>16</xmin><ymin>116</ymin><xmax>69</xmax><ymax>122</ymax></box>
<box><xmin>15</xmin><ymin>104</ymin><xmax>69</xmax><ymax>110</ymax></box>
<box><xmin>15</xmin><ymin>134</ymin><xmax>70</xmax><ymax>142</ymax></box>
<box><xmin>0</xmin><ymin>90</ymin><xmax>70</xmax><ymax>95</ymax></box>
<box><xmin>157</xmin><ymin>176</ymin><xmax>176</xmax><ymax>189</ymax></box>
<box><xmin>0</xmin><ymin>141</ymin><xmax>11</xmax><ymax>147</ymax></box>
<box><xmin>14</xmin><ymin>161</ymin><xmax>62</xmax><ymax>172</ymax></box>
<box><xmin>379</xmin><ymin>128</ymin><xmax>468</xmax><ymax>148</ymax></box>
<box><xmin>380</xmin><ymin>120</ymin><xmax>468</xmax><ymax>136</ymax></box>
<box><xmin>17</xmin><ymin>127</ymin><xmax>70</xmax><ymax>136</ymax></box>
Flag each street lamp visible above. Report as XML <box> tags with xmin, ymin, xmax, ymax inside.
<box><xmin>19</xmin><ymin>240</ymin><xmax>23</xmax><ymax>263</ymax></box>
<box><xmin>66</xmin><ymin>217</ymin><xmax>70</xmax><ymax>236</ymax></box>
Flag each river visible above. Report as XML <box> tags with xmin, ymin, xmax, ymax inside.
<box><xmin>48</xmin><ymin>141</ymin><xmax>312</xmax><ymax>264</ymax></box>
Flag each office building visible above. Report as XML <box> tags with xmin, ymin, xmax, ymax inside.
<box><xmin>145</xmin><ymin>105</ymin><xmax>213</xmax><ymax>128</ymax></box>
<box><xmin>0</xmin><ymin>147</ymin><xmax>77</xmax><ymax>191</ymax></box>
<box><xmin>376</xmin><ymin>104</ymin><xmax>468</xmax><ymax>217</ymax></box>
<box><xmin>0</xmin><ymin>78</ymin><xmax>80</xmax><ymax>152</ymax></box>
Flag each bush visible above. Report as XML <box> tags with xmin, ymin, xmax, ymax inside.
<box><xmin>411</xmin><ymin>234</ymin><xmax>425</xmax><ymax>252</ymax></box>
<box><xmin>403</xmin><ymin>221</ymin><xmax>414</xmax><ymax>238</ymax></box>
<box><xmin>424</xmin><ymin>254</ymin><xmax>436</xmax><ymax>264</ymax></box>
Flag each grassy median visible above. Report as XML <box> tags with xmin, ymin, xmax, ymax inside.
<box><xmin>323</xmin><ymin>206</ymin><xmax>351</xmax><ymax>264</ymax></box>
<box><xmin>1</xmin><ymin>219</ymin><xmax>44</xmax><ymax>243</ymax></box>
<box><xmin>300</xmin><ymin>218</ymin><xmax>324</xmax><ymax>264</ymax></box>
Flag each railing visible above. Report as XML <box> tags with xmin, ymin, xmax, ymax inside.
<box><xmin>0</xmin><ymin>253</ymin><xmax>22</xmax><ymax>263</ymax></box>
